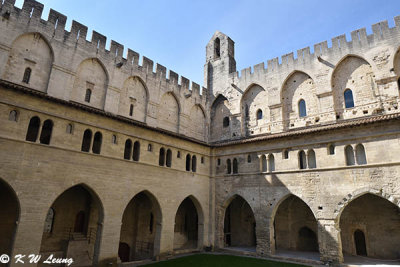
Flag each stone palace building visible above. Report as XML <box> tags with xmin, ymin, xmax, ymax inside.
<box><xmin>0</xmin><ymin>0</ymin><xmax>399</xmax><ymax>266</ymax></box>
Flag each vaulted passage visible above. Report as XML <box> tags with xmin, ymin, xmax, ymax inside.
<box><xmin>223</xmin><ymin>196</ymin><xmax>256</xmax><ymax>248</ymax></box>
<box><xmin>340</xmin><ymin>194</ymin><xmax>400</xmax><ymax>260</ymax></box>
<box><xmin>39</xmin><ymin>185</ymin><xmax>103</xmax><ymax>266</ymax></box>
<box><xmin>118</xmin><ymin>191</ymin><xmax>161</xmax><ymax>262</ymax></box>
<box><xmin>274</xmin><ymin>195</ymin><xmax>319</xmax><ymax>253</ymax></box>
<box><xmin>173</xmin><ymin>197</ymin><xmax>200</xmax><ymax>251</ymax></box>
<box><xmin>0</xmin><ymin>180</ymin><xmax>19</xmax><ymax>256</ymax></box>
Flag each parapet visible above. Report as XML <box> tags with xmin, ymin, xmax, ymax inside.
<box><xmin>0</xmin><ymin>0</ymin><xmax>208</xmax><ymax>102</ymax></box>
<box><xmin>234</xmin><ymin>15</ymin><xmax>400</xmax><ymax>80</ymax></box>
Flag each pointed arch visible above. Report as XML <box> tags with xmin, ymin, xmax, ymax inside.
<box><xmin>39</xmin><ymin>183</ymin><xmax>104</xmax><ymax>266</ymax></box>
<box><xmin>189</xmin><ymin>104</ymin><xmax>206</xmax><ymax>141</ymax></box>
<box><xmin>240</xmin><ymin>83</ymin><xmax>268</xmax><ymax>135</ymax></box>
<box><xmin>119</xmin><ymin>76</ymin><xmax>149</xmax><ymax>122</ymax></box>
<box><xmin>118</xmin><ymin>190</ymin><xmax>162</xmax><ymax>261</ymax></box>
<box><xmin>173</xmin><ymin>195</ymin><xmax>204</xmax><ymax>251</ymax></box>
<box><xmin>210</xmin><ymin>94</ymin><xmax>230</xmax><ymax>142</ymax></box>
<box><xmin>280</xmin><ymin>70</ymin><xmax>317</xmax><ymax>129</ymax></box>
<box><xmin>3</xmin><ymin>32</ymin><xmax>54</xmax><ymax>92</ymax></box>
<box><xmin>331</xmin><ymin>55</ymin><xmax>376</xmax><ymax>114</ymax></box>
<box><xmin>0</xmin><ymin>178</ymin><xmax>20</xmax><ymax>259</ymax></box>
<box><xmin>222</xmin><ymin>194</ymin><xmax>256</xmax><ymax>248</ymax></box>
<box><xmin>72</xmin><ymin>58</ymin><xmax>109</xmax><ymax>109</ymax></box>
<box><xmin>158</xmin><ymin>91</ymin><xmax>180</xmax><ymax>133</ymax></box>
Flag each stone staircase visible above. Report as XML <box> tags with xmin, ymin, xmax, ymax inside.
<box><xmin>66</xmin><ymin>233</ymin><xmax>92</xmax><ymax>266</ymax></box>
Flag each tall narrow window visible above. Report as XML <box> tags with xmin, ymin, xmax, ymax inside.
<box><xmin>92</xmin><ymin>132</ymin><xmax>102</xmax><ymax>154</ymax></box>
<box><xmin>299</xmin><ymin>99</ymin><xmax>307</xmax><ymax>117</ymax></box>
<box><xmin>149</xmin><ymin>213</ymin><xmax>154</xmax><ymax>234</ymax></box>
<box><xmin>261</xmin><ymin>155</ymin><xmax>267</xmax><ymax>172</ymax></box>
<box><xmin>43</xmin><ymin>208</ymin><xmax>55</xmax><ymax>233</ymax></box>
<box><xmin>9</xmin><ymin>110</ymin><xmax>18</xmax><ymax>121</ymax></box>
<box><xmin>344</xmin><ymin>89</ymin><xmax>354</xmax><ymax>108</ymax></box>
<box><xmin>85</xmin><ymin>89</ymin><xmax>92</xmax><ymax>103</ymax></box>
<box><xmin>148</xmin><ymin>144</ymin><xmax>152</xmax><ymax>151</ymax></box>
<box><xmin>201</xmin><ymin>156</ymin><xmax>204</xmax><ymax>164</ymax></box>
<box><xmin>159</xmin><ymin>148</ymin><xmax>165</xmax><ymax>166</ymax></box>
<box><xmin>133</xmin><ymin>141</ymin><xmax>140</xmax><ymax>161</ymax></box>
<box><xmin>345</xmin><ymin>145</ymin><xmax>355</xmax><ymax>166</ymax></box>
<box><xmin>66</xmin><ymin>123</ymin><xmax>73</xmax><ymax>134</ymax></box>
<box><xmin>129</xmin><ymin>104</ymin><xmax>134</xmax><ymax>116</ymax></box>
<box><xmin>232</xmin><ymin>158</ymin><xmax>238</xmax><ymax>174</ymax></box>
<box><xmin>124</xmin><ymin>139</ymin><xmax>132</xmax><ymax>160</ymax></box>
<box><xmin>81</xmin><ymin>129</ymin><xmax>92</xmax><ymax>152</ymax></box>
<box><xmin>226</xmin><ymin>159</ymin><xmax>231</xmax><ymax>174</ymax></box>
<box><xmin>214</xmin><ymin>37</ymin><xmax>220</xmax><ymax>58</ymax></box>
<box><xmin>247</xmin><ymin>154</ymin><xmax>252</xmax><ymax>163</ymax></box>
<box><xmin>166</xmin><ymin>149</ymin><xmax>172</xmax><ymax>167</ymax></box>
<box><xmin>26</xmin><ymin>116</ymin><xmax>40</xmax><ymax>142</ymax></box>
<box><xmin>355</xmin><ymin>144</ymin><xmax>367</xmax><ymax>165</ymax></box>
<box><xmin>223</xmin><ymin>117</ymin><xmax>230</xmax><ymax>127</ymax></box>
<box><xmin>22</xmin><ymin>67</ymin><xmax>31</xmax><ymax>83</ymax></box>
<box><xmin>268</xmin><ymin>154</ymin><xmax>275</xmax><ymax>172</ymax></box>
<box><xmin>328</xmin><ymin>144</ymin><xmax>335</xmax><ymax>155</ymax></box>
<box><xmin>256</xmin><ymin>109</ymin><xmax>263</xmax><ymax>120</ymax></box>
<box><xmin>191</xmin><ymin>155</ymin><xmax>197</xmax><ymax>172</ymax></box>
<box><xmin>283</xmin><ymin>149</ymin><xmax>289</xmax><ymax>159</ymax></box>
<box><xmin>39</xmin><ymin>119</ymin><xmax>53</xmax><ymax>145</ymax></box>
<box><xmin>307</xmin><ymin>149</ymin><xmax>316</xmax><ymax>169</ymax></box>
<box><xmin>186</xmin><ymin>154</ymin><xmax>191</xmax><ymax>171</ymax></box>
<box><xmin>299</xmin><ymin>150</ymin><xmax>307</xmax><ymax>169</ymax></box>
<box><xmin>111</xmin><ymin>135</ymin><xmax>117</xmax><ymax>144</ymax></box>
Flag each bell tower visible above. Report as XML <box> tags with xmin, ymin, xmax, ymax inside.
<box><xmin>204</xmin><ymin>31</ymin><xmax>236</xmax><ymax>97</ymax></box>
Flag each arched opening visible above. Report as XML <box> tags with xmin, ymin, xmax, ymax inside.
<box><xmin>159</xmin><ymin>148</ymin><xmax>165</xmax><ymax>166</ymax></box>
<box><xmin>354</xmin><ymin>230</ymin><xmax>367</xmax><ymax>256</ymax></box>
<box><xmin>81</xmin><ymin>129</ymin><xmax>92</xmax><ymax>152</ymax></box>
<box><xmin>232</xmin><ymin>158</ymin><xmax>238</xmax><ymax>174</ymax></box>
<box><xmin>355</xmin><ymin>144</ymin><xmax>367</xmax><ymax>165</ymax></box>
<box><xmin>344</xmin><ymin>89</ymin><xmax>354</xmax><ymax>108</ymax></box>
<box><xmin>120</xmin><ymin>76</ymin><xmax>148</xmax><ymax>122</ymax></box>
<box><xmin>268</xmin><ymin>154</ymin><xmax>275</xmax><ymax>172</ymax></box>
<box><xmin>274</xmin><ymin>195</ymin><xmax>319</xmax><ymax>255</ymax></box>
<box><xmin>92</xmin><ymin>132</ymin><xmax>102</xmax><ymax>154</ymax></box>
<box><xmin>39</xmin><ymin>185</ymin><xmax>104</xmax><ymax>266</ymax></box>
<box><xmin>256</xmin><ymin>109</ymin><xmax>263</xmax><ymax>120</ymax></box>
<box><xmin>226</xmin><ymin>159</ymin><xmax>231</xmax><ymax>174</ymax></box>
<box><xmin>260</xmin><ymin>155</ymin><xmax>267</xmax><ymax>172</ymax></box>
<box><xmin>39</xmin><ymin>119</ymin><xmax>53</xmax><ymax>145</ymax></box>
<box><xmin>124</xmin><ymin>139</ymin><xmax>132</xmax><ymax>160</ymax></box>
<box><xmin>307</xmin><ymin>149</ymin><xmax>316</xmax><ymax>169</ymax></box>
<box><xmin>26</xmin><ymin>116</ymin><xmax>40</xmax><ymax>142</ymax></box>
<box><xmin>9</xmin><ymin>110</ymin><xmax>18</xmax><ymax>122</ymax></box>
<box><xmin>85</xmin><ymin>89</ymin><xmax>92</xmax><ymax>103</ymax></box>
<box><xmin>22</xmin><ymin>67</ymin><xmax>31</xmax><ymax>83</ymax></box>
<box><xmin>158</xmin><ymin>92</ymin><xmax>180</xmax><ymax>133</ymax></box>
<box><xmin>118</xmin><ymin>191</ymin><xmax>162</xmax><ymax>262</ymax></box>
<box><xmin>223</xmin><ymin>117</ymin><xmax>230</xmax><ymax>127</ymax></box>
<box><xmin>0</xmin><ymin>179</ymin><xmax>19</xmax><ymax>259</ymax></box>
<box><xmin>298</xmin><ymin>99</ymin><xmax>307</xmax><ymax>117</ymax></box>
<box><xmin>133</xmin><ymin>141</ymin><xmax>140</xmax><ymax>162</ymax></box>
<box><xmin>328</xmin><ymin>144</ymin><xmax>335</xmax><ymax>155</ymax></box>
<box><xmin>223</xmin><ymin>196</ymin><xmax>256</xmax><ymax>250</ymax></box>
<box><xmin>345</xmin><ymin>145</ymin><xmax>355</xmax><ymax>166</ymax></box>
<box><xmin>173</xmin><ymin>197</ymin><xmax>202</xmax><ymax>251</ymax></box>
<box><xmin>214</xmin><ymin>37</ymin><xmax>220</xmax><ymax>58</ymax></box>
<box><xmin>339</xmin><ymin>193</ymin><xmax>400</xmax><ymax>260</ymax></box>
<box><xmin>210</xmin><ymin>94</ymin><xmax>230</xmax><ymax>142</ymax></box>
<box><xmin>299</xmin><ymin>150</ymin><xmax>307</xmax><ymax>169</ymax></box>
<box><xmin>166</xmin><ymin>149</ymin><xmax>172</xmax><ymax>168</ymax></box>
<box><xmin>191</xmin><ymin>155</ymin><xmax>197</xmax><ymax>172</ymax></box>
<box><xmin>186</xmin><ymin>154</ymin><xmax>191</xmax><ymax>171</ymax></box>
<box><xmin>66</xmin><ymin>123</ymin><xmax>73</xmax><ymax>134</ymax></box>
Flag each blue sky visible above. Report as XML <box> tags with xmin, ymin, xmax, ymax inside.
<box><xmin>14</xmin><ymin>0</ymin><xmax>400</xmax><ymax>87</ymax></box>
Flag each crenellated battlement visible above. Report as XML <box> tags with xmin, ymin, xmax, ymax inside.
<box><xmin>234</xmin><ymin>16</ymin><xmax>400</xmax><ymax>79</ymax></box>
<box><xmin>0</xmin><ymin>0</ymin><xmax>209</xmax><ymax>142</ymax></box>
<box><xmin>0</xmin><ymin>0</ymin><xmax>207</xmax><ymax>99</ymax></box>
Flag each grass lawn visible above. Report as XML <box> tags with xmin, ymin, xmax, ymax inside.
<box><xmin>143</xmin><ymin>254</ymin><xmax>309</xmax><ymax>267</ymax></box>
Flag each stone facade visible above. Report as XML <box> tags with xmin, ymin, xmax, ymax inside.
<box><xmin>0</xmin><ymin>0</ymin><xmax>400</xmax><ymax>266</ymax></box>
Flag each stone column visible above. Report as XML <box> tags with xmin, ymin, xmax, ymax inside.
<box><xmin>317</xmin><ymin>219</ymin><xmax>343</xmax><ymax>265</ymax></box>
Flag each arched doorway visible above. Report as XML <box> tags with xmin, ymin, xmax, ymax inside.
<box><xmin>39</xmin><ymin>185</ymin><xmax>103</xmax><ymax>266</ymax></box>
<box><xmin>118</xmin><ymin>191</ymin><xmax>162</xmax><ymax>262</ymax></box>
<box><xmin>223</xmin><ymin>195</ymin><xmax>256</xmax><ymax>249</ymax></box>
<box><xmin>339</xmin><ymin>193</ymin><xmax>400</xmax><ymax>260</ymax></box>
<box><xmin>173</xmin><ymin>197</ymin><xmax>202</xmax><ymax>251</ymax></box>
<box><xmin>273</xmin><ymin>195</ymin><xmax>319</xmax><ymax>254</ymax></box>
<box><xmin>0</xmin><ymin>179</ymin><xmax>19</xmax><ymax>258</ymax></box>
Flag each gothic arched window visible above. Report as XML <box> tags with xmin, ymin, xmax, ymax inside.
<box><xmin>299</xmin><ymin>99</ymin><xmax>307</xmax><ymax>117</ymax></box>
<box><xmin>344</xmin><ymin>89</ymin><xmax>354</xmax><ymax>108</ymax></box>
